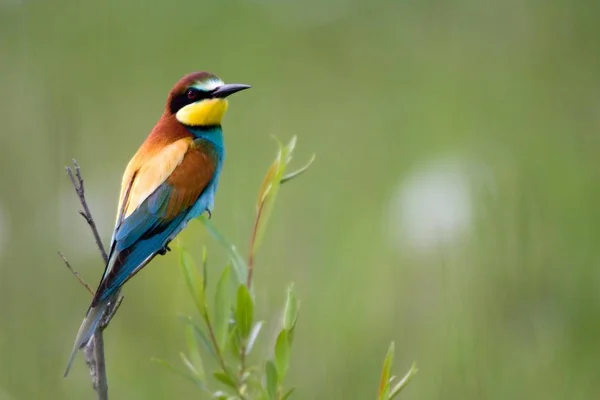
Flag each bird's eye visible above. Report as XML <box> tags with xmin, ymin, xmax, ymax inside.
<box><xmin>186</xmin><ymin>89</ymin><xmax>198</xmax><ymax>100</ymax></box>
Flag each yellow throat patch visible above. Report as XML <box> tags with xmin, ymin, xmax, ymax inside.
<box><xmin>176</xmin><ymin>98</ymin><xmax>229</xmax><ymax>126</ymax></box>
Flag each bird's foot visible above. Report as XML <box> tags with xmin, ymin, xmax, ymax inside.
<box><xmin>158</xmin><ymin>245</ymin><xmax>172</xmax><ymax>256</ymax></box>
<box><xmin>206</xmin><ymin>209</ymin><xmax>212</xmax><ymax>219</ymax></box>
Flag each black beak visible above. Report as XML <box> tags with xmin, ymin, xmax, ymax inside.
<box><xmin>212</xmin><ymin>83</ymin><xmax>251</xmax><ymax>98</ymax></box>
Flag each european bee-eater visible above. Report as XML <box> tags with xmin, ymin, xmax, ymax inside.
<box><xmin>64</xmin><ymin>71</ymin><xmax>250</xmax><ymax>376</ymax></box>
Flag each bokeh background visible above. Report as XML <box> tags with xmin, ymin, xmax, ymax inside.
<box><xmin>2</xmin><ymin>0</ymin><xmax>600</xmax><ymax>399</ymax></box>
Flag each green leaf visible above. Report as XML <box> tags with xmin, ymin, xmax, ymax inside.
<box><xmin>194</xmin><ymin>325</ymin><xmax>218</xmax><ymax>361</ymax></box>
<box><xmin>244</xmin><ymin>369</ymin><xmax>265</xmax><ymax>394</ymax></box>
<box><xmin>213</xmin><ymin>371</ymin><xmax>237</xmax><ymax>389</ymax></box>
<box><xmin>179</xmin><ymin>352</ymin><xmax>203</xmax><ymax>384</ymax></box>
<box><xmin>274</xmin><ymin>329</ymin><xmax>291</xmax><ymax>381</ymax></box>
<box><xmin>178</xmin><ymin>245</ymin><xmax>206</xmax><ymax>316</ymax></box>
<box><xmin>282</xmin><ymin>284</ymin><xmax>299</xmax><ymax>343</ymax></box>
<box><xmin>185</xmin><ymin>324</ymin><xmax>205</xmax><ymax>382</ymax></box>
<box><xmin>214</xmin><ymin>264</ymin><xmax>234</xmax><ymax>352</ymax></box>
<box><xmin>282</xmin><ymin>387</ymin><xmax>295</xmax><ymax>400</ymax></box>
<box><xmin>378</xmin><ymin>342</ymin><xmax>395</xmax><ymax>400</ymax></box>
<box><xmin>201</xmin><ymin>245</ymin><xmax>208</xmax><ymax>292</ymax></box>
<box><xmin>280</xmin><ymin>153</ymin><xmax>315</xmax><ymax>184</ymax></box>
<box><xmin>251</xmin><ymin>137</ymin><xmax>290</xmax><ymax>256</ymax></box>
<box><xmin>179</xmin><ymin>315</ymin><xmax>216</xmax><ymax>359</ymax></box>
<box><xmin>228</xmin><ymin>325</ymin><xmax>242</xmax><ymax>361</ymax></box>
<box><xmin>252</xmin><ymin>136</ymin><xmax>313</xmax><ymax>260</ymax></box>
<box><xmin>212</xmin><ymin>391</ymin><xmax>229</xmax><ymax>400</ymax></box>
<box><xmin>199</xmin><ymin>216</ymin><xmax>248</xmax><ymax>285</ymax></box>
<box><xmin>181</xmin><ymin>317</ymin><xmax>217</xmax><ymax>360</ymax></box>
<box><xmin>246</xmin><ymin>321</ymin><xmax>264</xmax><ymax>355</ymax></box>
<box><xmin>151</xmin><ymin>357</ymin><xmax>204</xmax><ymax>388</ymax></box>
<box><xmin>265</xmin><ymin>360</ymin><xmax>278</xmax><ymax>400</ymax></box>
<box><xmin>235</xmin><ymin>284</ymin><xmax>254</xmax><ymax>339</ymax></box>
<box><xmin>389</xmin><ymin>363</ymin><xmax>418</xmax><ymax>399</ymax></box>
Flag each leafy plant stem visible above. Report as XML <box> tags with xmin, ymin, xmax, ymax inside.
<box><xmin>204</xmin><ymin>313</ymin><xmax>247</xmax><ymax>400</ymax></box>
<box><xmin>240</xmin><ymin>342</ymin><xmax>247</xmax><ymax>381</ymax></box>
<box><xmin>247</xmin><ymin>201</ymin><xmax>265</xmax><ymax>288</ymax></box>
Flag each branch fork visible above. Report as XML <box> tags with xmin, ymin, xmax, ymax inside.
<box><xmin>59</xmin><ymin>160</ymin><xmax>123</xmax><ymax>400</ymax></box>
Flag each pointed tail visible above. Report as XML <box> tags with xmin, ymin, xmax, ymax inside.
<box><xmin>63</xmin><ymin>297</ymin><xmax>112</xmax><ymax>377</ymax></box>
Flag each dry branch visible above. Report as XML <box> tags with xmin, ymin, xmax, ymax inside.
<box><xmin>59</xmin><ymin>160</ymin><xmax>123</xmax><ymax>400</ymax></box>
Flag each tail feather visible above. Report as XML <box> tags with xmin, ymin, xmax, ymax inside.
<box><xmin>63</xmin><ymin>298</ymin><xmax>111</xmax><ymax>377</ymax></box>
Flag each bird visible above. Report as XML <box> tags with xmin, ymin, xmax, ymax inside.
<box><xmin>64</xmin><ymin>71</ymin><xmax>250</xmax><ymax>376</ymax></box>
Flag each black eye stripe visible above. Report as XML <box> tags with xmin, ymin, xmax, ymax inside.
<box><xmin>169</xmin><ymin>87</ymin><xmax>212</xmax><ymax>114</ymax></box>
<box><xmin>186</xmin><ymin>88</ymin><xmax>211</xmax><ymax>100</ymax></box>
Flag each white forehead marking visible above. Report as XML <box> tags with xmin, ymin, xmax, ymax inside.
<box><xmin>192</xmin><ymin>78</ymin><xmax>224</xmax><ymax>92</ymax></box>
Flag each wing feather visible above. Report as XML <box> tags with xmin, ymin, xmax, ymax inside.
<box><xmin>92</xmin><ymin>138</ymin><xmax>218</xmax><ymax>306</ymax></box>
<box><xmin>123</xmin><ymin>138</ymin><xmax>192</xmax><ymax>219</ymax></box>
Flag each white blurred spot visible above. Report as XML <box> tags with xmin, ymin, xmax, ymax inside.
<box><xmin>388</xmin><ymin>157</ymin><xmax>477</xmax><ymax>254</ymax></box>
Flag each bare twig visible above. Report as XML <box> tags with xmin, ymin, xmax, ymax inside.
<box><xmin>58</xmin><ymin>251</ymin><xmax>94</xmax><ymax>295</ymax></box>
<box><xmin>66</xmin><ymin>160</ymin><xmax>108</xmax><ymax>263</ymax></box>
<box><xmin>84</xmin><ymin>335</ymin><xmax>107</xmax><ymax>396</ymax></box>
<box><xmin>61</xmin><ymin>159</ymin><xmax>123</xmax><ymax>400</ymax></box>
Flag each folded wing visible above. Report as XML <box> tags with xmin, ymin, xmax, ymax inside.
<box><xmin>91</xmin><ymin>137</ymin><xmax>217</xmax><ymax>306</ymax></box>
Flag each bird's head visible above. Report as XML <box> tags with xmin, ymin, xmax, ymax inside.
<box><xmin>167</xmin><ymin>71</ymin><xmax>250</xmax><ymax>127</ymax></box>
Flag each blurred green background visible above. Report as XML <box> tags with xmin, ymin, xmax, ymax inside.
<box><xmin>2</xmin><ymin>0</ymin><xmax>600</xmax><ymax>398</ymax></box>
